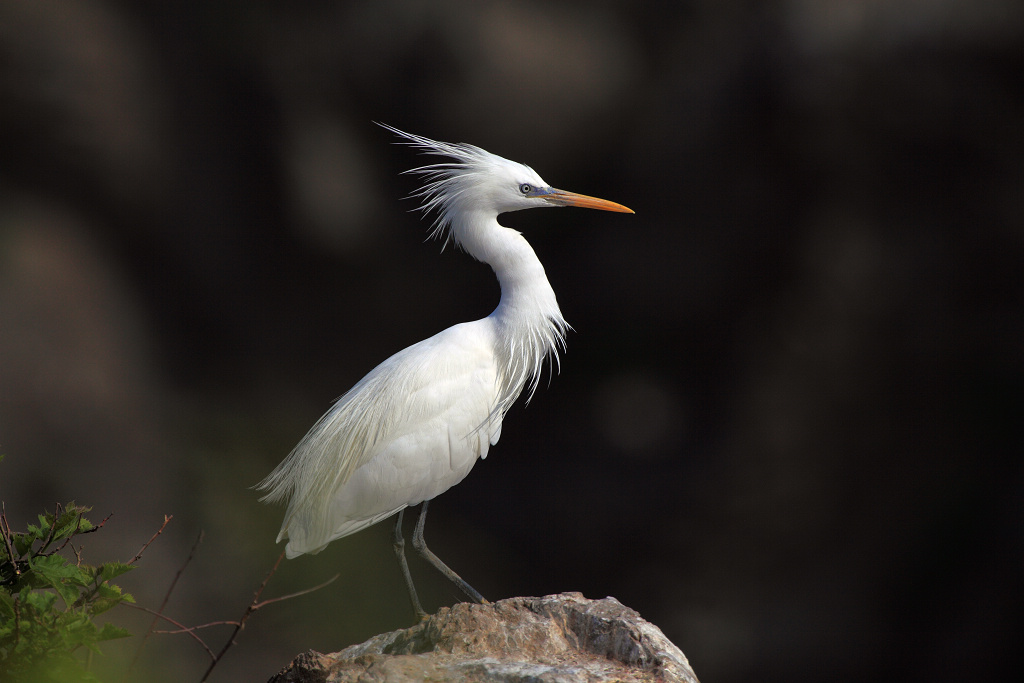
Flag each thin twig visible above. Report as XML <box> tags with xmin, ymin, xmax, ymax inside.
<box><xmin>36</xmin><ymin>502</ymin><xmax>63</xmax><ymax>555</ymax></box>
<box><xmin>199</xmin><ymin>551</ymin><xmax>286</xmax><ymax>683</ymax></box>
<box><xmin>128</xmin><ymin>515</ymin><xmax>173</xmax><ymax>565</ymax></box>
<box><xmin>121</xmin><ymin>543</ymin><xmax>337</xmax><ymax>682</ymax></box>
<box><xmin>0</xmin><ymin>503</ymin><xmax>20</xmax><ymax>580</ymax></box>
<box><xmin>253</xmin><ymin>572</ymin><xmax>340</xmax><ymax>610</ymax></box>
<box><xmin>155</xmin><ymin>620</ymin><xmax>241</xmax><ymax>633</ymax></box>
<box><xmin>56</xmin><ymin>510</ymin><xmax>86</xmax><ymax>564</ymax></box>
<box><xmin>126</xmin><ymin>526</ymin><xmax>198</xmax><ymax>678</ymax></box>
<box><xmin>51</xmin><ymin>511</ymin><xmax>113</xmax><ymax>555</ymax></box>
<box><xmin>124</xmin><ymin>603</ymin><xmax>216</xmax><ymax>660</ymax></box>
<box><xmin>81</xmin><ymin>512</ymin><xmax>114</xmax><ymax>534</ymax></box>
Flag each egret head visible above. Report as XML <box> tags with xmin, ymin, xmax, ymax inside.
<box><xmin>378</xmin><ymin>124</ymin><xmax>633</xmax><ymax>246</ymax></box>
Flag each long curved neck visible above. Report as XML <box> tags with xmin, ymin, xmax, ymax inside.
<box><xmin>452</xmin><ymin>212</ymin><xmax>562</xmax><ymax>327</ymax></box>
<box><xmin>451</xmin><ymin>211</ymin><xmax>567</xmax><ymax>409</ymax></box>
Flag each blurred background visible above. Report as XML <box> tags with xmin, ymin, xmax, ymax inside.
<box><xmin>1</xmin><ymin>0</ymin><xmax>1021</xmax><ymax>681</ymax></box>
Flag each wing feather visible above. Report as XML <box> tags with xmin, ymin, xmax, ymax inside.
<box><xmin>256</xmin><ymin>321</ymin><xmax>498</xmax><ymax>552</ymax></box>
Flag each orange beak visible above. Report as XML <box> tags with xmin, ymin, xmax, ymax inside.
<box><xmin>544</xmin><ymin>189</ymin><xmax>634</xmax><ymax>214</ymax></box>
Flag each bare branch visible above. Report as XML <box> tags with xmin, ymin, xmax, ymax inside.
<box><xmin>1</xmin><ymin>503</ymin><xmax>21</xmax><ymax>582</ymax></box>
<box><xmin>155</xmin><ymin>620</ymin><xmax>241</xmax><ymax>633</ymax></box>
<box><xmin>83</xmin><ymin>512</ymin><xmax>115</xmax><ymax>534</ymax></box>
<box><xmin>127</xmin><ymin>528</ymin><xmax>201</xmax><ymax>677</ymax></box>
<box><xmin>253</xmin><ymin>572</ymin><xmax>340</xmax><ymax>610</ymax></box>
<box><xmin>122</xmin><ymin>543</ymin><xmax>337</xmax><ymax>682</ymax></box>
<box><xmin>124</xmin><ymin>603</ymin><xmax>216</xmax><ymax>660</ymax></box>
<box><xmin>128</xmin><ymin>515</ymin><xmax>173</xmax><ymax>565</ymax></box>
<box><xmin>199</xmin><ymin>550</ymin><xmax>286</xmax><ymax>683</ymax></box>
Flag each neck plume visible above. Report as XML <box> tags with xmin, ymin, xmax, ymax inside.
<box><xmin>455</xmin><ymin>213</ymin><xmax>568</xmax><ymax>418</ymax></box>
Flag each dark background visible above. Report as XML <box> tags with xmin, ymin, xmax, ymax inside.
<box><xmin>1</xmin><ymin>1</ymin><xmax>1021</xmax><ymax>681</ymax></box>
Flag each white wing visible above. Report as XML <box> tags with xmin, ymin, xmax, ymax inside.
<box><xmin>258</xmin><ymin>319</ymin><xmax>502</xmax><ymax>557</ymax></box>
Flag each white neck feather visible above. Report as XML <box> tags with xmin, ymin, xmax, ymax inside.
<box><xmin>451</xmin><ymin>212</ymin><xmax>568</xmax><ymax>416</ymax></box>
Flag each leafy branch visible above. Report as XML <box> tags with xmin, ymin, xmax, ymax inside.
<box><xmin>0</xmin><ymin>503</ymin><xmax>136</xmax><ymax>682</ymax></box>
<box><xmin>1</xmin><ymin>457</ymin><xmax>336</xmax><ymax>682</ymax></box>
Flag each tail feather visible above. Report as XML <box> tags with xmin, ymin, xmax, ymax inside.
<box><xmin>277</xmin><ymin>505</ymin><xmax>407</xmax><ymax>558</ymax></box>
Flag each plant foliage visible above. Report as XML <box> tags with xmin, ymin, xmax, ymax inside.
<box><xmin>0</xmin><ymin>503</ymin><xmax>133</xmax><ymax>682</ymax></box>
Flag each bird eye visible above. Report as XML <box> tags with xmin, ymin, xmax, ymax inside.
<box><xmin>519</xmin><ymin>183</ymin><xmax>532</xmax><ymax>195</ymax></box>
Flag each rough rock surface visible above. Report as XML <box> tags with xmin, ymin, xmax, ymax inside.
<box><xmin>267</xmin><ymin>592</ymin><xmax>699</xmax><ymax>683</ymax></box>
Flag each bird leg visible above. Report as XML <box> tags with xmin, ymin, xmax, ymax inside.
<box><xmin>412</xmin><ymin>500</ymin><xmax>488</xmax><ymax>605</ymax></box>
<box><xmin>392</xmin><ymin>509</ymin><xmax>426</xmax><ymax>620</ymax></box>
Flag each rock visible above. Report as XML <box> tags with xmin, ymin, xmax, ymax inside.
<box><xmin>267</xmin><ymin>592</ymin><xmax>699</xmax><ymax>683</ymax></box>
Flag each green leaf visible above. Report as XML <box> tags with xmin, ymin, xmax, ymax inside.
<box><xmin>0</xmin><ymin>589</ymin><xmax>14</xmax><ymax>617</ymax></box>
<box><xmin>12</xmin><ymin>532</ymin><xmax>34</xmax><ymax>556</ymax></box>
<box><xmin>61</xmin><ymin>616</ymin><xmax>99</xmax><ymax>651</ymax></box>
<box><xmin>48</xmin><ymin>507</ymin><xmax>92</xmax><ymax>544</ymax></box>
<box><xmin>30</xmin><ymin>554</ymin><xmax>86</xmax><ymax>582</ymax></box>
<box><xmin>21</xmin><ymin>587</ymin><xmax>58</xmax><ymax>612</ymax></box>
<box><xmin>92</xmin><ymin>584</ymin><xmax>129</xmax><ymax>615</ymax></box>
<box><xmin>98</xmin><ymin>561</ymin><xmax>133</xmax><ymax>582</ymax></box>
<box><xmin>95</xmin><ymin>622</ymin><xmax>130</xmax><ymax>642</ymax></box>
<box><xmin>28</xmin><ymin>555</ymin><xmax>85</xmax><ymax>607</ymax></box>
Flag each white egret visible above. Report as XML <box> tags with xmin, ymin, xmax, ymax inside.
<box><xmin>258</xmin><ymin>124</ymin><xmax>633</xmax><ymax>618</ymax></box>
